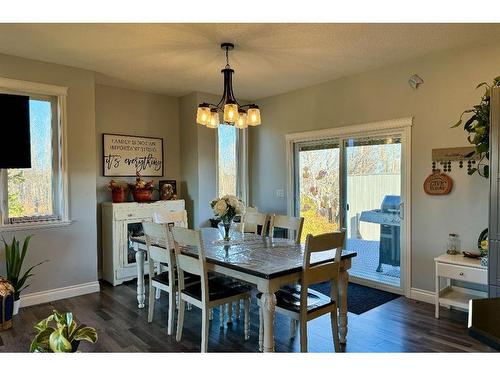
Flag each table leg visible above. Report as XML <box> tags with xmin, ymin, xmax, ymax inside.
<box><xmin>435</xmin><ymin>263</ymin><xmax>440</xmax><ymax>319</ymax></box>
<box><xmin>260</xmin><ymin>292</ymin><xmax>276</xmax><ymax>352</ymax></box>
<box><xmin>338</xmin><ymin>268</ymin><xmax>349</xmax><ymax>344</ymax></box>
<box><xmin>135</xmin><ymin>250</ymin><xmax>145</xmax><ymax>309</ymax></box>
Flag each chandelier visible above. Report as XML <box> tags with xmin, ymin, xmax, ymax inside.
<box><xmin>196</xmin><ymin>43</ymin><xmax>261</xmax><ymax>129</ymax></box>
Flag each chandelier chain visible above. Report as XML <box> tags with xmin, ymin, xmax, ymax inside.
<box><xmin>225</xmin><ymin>46</ymin><xmax>230</xmax><ymax>68</ymax></box>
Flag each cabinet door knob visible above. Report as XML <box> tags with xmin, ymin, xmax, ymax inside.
<box><xmin>459</xmin><ymin>272</ymin><xmax>464</xmax><ymax>276</ymax></box>
<box><xmin>127</xmin><ymin>214</ymin><xmax>133</xmax><ymax>217</ymax></box>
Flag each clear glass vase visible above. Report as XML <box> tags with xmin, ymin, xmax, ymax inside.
<box><xmin>218</xmin><ymin>218</ymin><xmax>233</xmax><ymax>241</ymax></box>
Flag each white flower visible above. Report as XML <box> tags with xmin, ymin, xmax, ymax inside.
<box><xmin>227</xmin><ymin>196</ymin><xmax>239</xmax><ymax>209</ymax></box>
<box><xmin>213</xmin><ymin>199</ymin><xmax>228</xmax><ymax>216</ymax></box>
<box><xmin>235</xmin><ymin>201</ymin><xmax>246</xmax><ymax>215</ymax></box>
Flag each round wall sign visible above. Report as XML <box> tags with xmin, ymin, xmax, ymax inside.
<box><xmin>424</xmin><ymin>170</ymin><xmax>453</xmax><ymax>195</ymax></box>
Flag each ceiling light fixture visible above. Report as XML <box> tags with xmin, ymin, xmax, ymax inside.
<box><xmin>196</xmin><ymin>43</ymin><xmax>261</xmax><ymax>129</ymax></box>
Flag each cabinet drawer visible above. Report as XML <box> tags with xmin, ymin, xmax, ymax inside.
<box><xmin>437</xmin><ymin>262</ymin><xmax>487</xmax><ymax>284</ymax></box>
<box><xmin>114</xmin><ymin>210</ymin><xmax>151</xmax><ymax>221</ymax></box>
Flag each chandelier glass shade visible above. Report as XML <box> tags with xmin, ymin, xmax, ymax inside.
<box><xmin>196</xmin><ymin>43</ymin><xmax>261</xmax><ymax>129</ymax></box>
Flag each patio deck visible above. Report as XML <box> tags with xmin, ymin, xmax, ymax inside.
<box><xmin>346</xmin><ymin>238</ymin><xmax>401</xmax><ymax>288</ymax></box>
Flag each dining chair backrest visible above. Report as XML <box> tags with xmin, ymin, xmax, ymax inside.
<box><xmin>153</xmin><ymin>210</ymin><xmax>188</xmax><ymax>249</ymax></box>
<box><xmin>269</xmin><ymin>214</ymin><xmax>304</xmax><ymax>244</ymax></box>
<box><xmin>153</xmin><ymin>210</ymin><xmax>188</xmax><ymax>225</ymax></box>
<box><xmin>143</xmin><ymin>221</ymin><xmax>176</xmax><ymax>285</ymax></box>
<box><xmin>171</xmin><ymin>227</ymin><xmax>209</xmax><ymax>301</ymax></box>
<box><xmin>241</xmin><ymin>211</ymin><xmax>269</xmax><ymax>235</ymax></box>
<box><xmin>301</xmin><ymin>231</ymin><xmax>345</xmax><ymax>291</ymax></box>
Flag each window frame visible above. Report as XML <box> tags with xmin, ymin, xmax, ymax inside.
<box><xmin>215</xmin><ymin>125</ymin><xmax>249</xmax><ymax>204</ymax></box>
<box><xmin>0</xmin><ymin>77</ymin><xmax>70</xmax><ymax>231</ymax></box>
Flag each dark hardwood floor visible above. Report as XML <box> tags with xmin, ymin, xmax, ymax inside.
<box><xmin>0</xmin><ymin>280</ymin><xmax>495</xmax><ymax>353</ymax></box>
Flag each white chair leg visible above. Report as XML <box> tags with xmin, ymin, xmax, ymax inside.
<box><xmin>176</xmin><ymin>299</ymin><xmax>186</xmax><ymax>342</ymax></box>
<box><xmin>244</xmin><ymin>298</ymin><xmax>250</xmax><ymax>340</ymax></box>
<box><xmin>258</xmin><ymin>305</ymin><xmax>263</xmax><ymax>351</ymax></box>
<box><xmin>331</xmin><ymin>309</ymin><xmax>340</xmax><ymax>352</ymax></box>
<box><xmin>235</xmin><ymin>299</ymin><xmax>241</xmax><ymax>320</ymax></box>
<box><xmin>227</xmin><ymin>303</ymin><xmax>233</xmax><ymax>324</ymax></box>
<box><xmin>299</xmin><ymin>320</ymin><xmax>307</xmax><ymax>353</ymax></box>
<box><xmin>290</xmin><ymin>319</ymin><xmax>297</xmax><ymax>338</ymax></box>
<box><xmin>219</xmin><ymin>304</ymin><xmax>225</xmax><ymax>328</ymax></box>
<box><xmin>209</xmin><ymin>308</ymin><xmax>214</xmax><ymax>320</ymax></box>
<box><xmin>155</xmin><ymin>288</ymin><xmax>161</xmax><ymax>300</ymax></box>
<box><xmin>167</xmin><ymin>290</ymin><xmax>176</xmax><ymax>336</ymax></box>
<box><xmin>147</xmin><ymin>285</ymin><xmax>155</xmax><ymax>323</ymax></box>
<box><xmin>187</xmin><ymin>302</ymin><xmax>192</xmax><ymax>311</ymax></box>
<box><xmin>201</xmin><ymin>308</ymin><xmax>210</xmax><ymax>353</ymax></box>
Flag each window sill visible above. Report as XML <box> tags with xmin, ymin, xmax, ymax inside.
<box><xmin>0</xmin><ymin>220</ymin><xmax>73</xmax><ymax>232</ymax></box>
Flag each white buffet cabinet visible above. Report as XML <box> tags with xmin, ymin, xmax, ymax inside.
<box><xmin>101</xmin><ymin>200</ymin><xmax>185</xmax><ymax>286</ymax></box>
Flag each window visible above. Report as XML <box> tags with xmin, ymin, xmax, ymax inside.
<box><xmin>0</xmin><ymin>78</ymin><xmax>68</xmax><ymax>228</ymax></box>
<box><xmin>216</xmin><ymin>124</ymin><xmax>248</xmax><ymax>202</ymax></box>
<box><xmin>217</xmin><ymin>124</ymin><xmax>237</xmax><ymax>197</ymax></box>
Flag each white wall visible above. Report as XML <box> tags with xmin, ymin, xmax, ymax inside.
<box><xmin>250</xmin><ymin>42</ymin><xmax>497</xmax><ymax>292</ymax></box>
<box><xmin>0</xmin><ymin>53</ymin><xmax>98</xmax><ymax>295</ymax></box>
<box><xmin>179</xmin><ymin>92</ymin><xmax>219</xmax><ymax>229</ymax></box>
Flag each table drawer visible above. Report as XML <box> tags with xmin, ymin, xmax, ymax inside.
<box><xmin>437</xmin><ymin>262</ymin><xmax>487</xmax><ymax>284</ymax></box>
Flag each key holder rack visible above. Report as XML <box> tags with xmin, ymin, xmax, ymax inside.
<box><xmin>431</xmin><ymin>147</ymin><xmax>480</xmax><ymax>173</ymax></box>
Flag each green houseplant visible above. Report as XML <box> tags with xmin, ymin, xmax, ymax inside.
<box><xmin>30</xmin><ymin>310</ymin><xmax>98</xmax><ymax>352</ymax></box>
<box><xmin>452</xmin><ymin>76</ymin><xmax>500</xmax><ymax>178</ymax></box>
<box><xmin>2</xmin><ymin>235</ymin><xmax>46</xmax><ymax>314</ymax></box>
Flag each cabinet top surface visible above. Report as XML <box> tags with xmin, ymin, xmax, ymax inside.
<box><xmin>434</xmin><ymin>253</ymin><xmax>486</xmax><ymax>269</ymax></box>
<box><xmin>102</xmin><ymin>200</ymin><xmax>184</xmax><ymax>207</ymax></box>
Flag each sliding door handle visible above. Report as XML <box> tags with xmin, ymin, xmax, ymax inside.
<box><xmin>399</xmin><ymin>202</ymin><xmax>404</xmax><ymax>220</ymax></box>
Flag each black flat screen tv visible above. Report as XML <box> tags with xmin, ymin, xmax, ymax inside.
<box><xmin>0</xmin><ymin>93</ymin><xmax>31</xmax><ymax>169</ymax></box>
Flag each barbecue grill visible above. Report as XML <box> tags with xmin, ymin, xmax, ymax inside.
<box><xmin>359</xmin><ymin>195</ymin><xmax>401</xmax><ymax>272</ymax></box>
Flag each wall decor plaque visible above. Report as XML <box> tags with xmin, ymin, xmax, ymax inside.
<box><xmin>103</xmin><ymin>134</ymin><xmax>163</xmax><ymax>177</ymax></box>
<box><xmin>423</xmin><ymin>170</ymin><xmax>453</xmax><ymax>195</ymax></box>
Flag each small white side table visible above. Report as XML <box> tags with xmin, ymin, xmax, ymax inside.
<box><xmin>434</xmin><ymin>253</ymin><xmax>488</xmax><ymax>319</ymax></box>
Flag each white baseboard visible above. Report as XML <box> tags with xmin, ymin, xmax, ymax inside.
<box><xmin>20</xmin><ymin>281</ymin><xmax>100</xmax><ymax>308</ymax></box>
<box><xmin>409</xmin><ymin>287</ymin><xmax>435</xmax><ymax>304</ymax></box>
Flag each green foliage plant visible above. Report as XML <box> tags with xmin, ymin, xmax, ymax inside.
<box><xmin>30</xmin><ymin>310</ymin><xmax>98</xmax><ymax>352</ymax></box>
<box><xmin>451</xmin><ymin>76</ymin><xmax>500</xmax><ymax>178</ymax></box>
<box><xmin>2</xmin><ymin>235</ymin><xmax>46</xmax><ymax>300</ymax></box>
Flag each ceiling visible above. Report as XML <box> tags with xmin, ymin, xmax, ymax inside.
<box><xmin>0</xmin><ymin>24</ymin><xmax>500</xmax><ymax>100</ymax></box>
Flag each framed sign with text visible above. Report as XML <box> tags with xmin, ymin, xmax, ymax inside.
<box><xmin>102</xmin><ymin>133</ymin><xmax>164</xmax><ymax>177</ymax></box>
<box><xmin>423</xmin><ymin>169</ymin><xmax>453</xmax><ymax>195</ymax></box>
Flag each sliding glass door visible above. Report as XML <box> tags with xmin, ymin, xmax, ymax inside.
<box><xmin>294</xmin><ymin>140</ymin><xmax>341</xmax><ymax>244</ymax></box>
<box><xmin>343</xmin><ymin>135</ymin><xmax>402</xmax><ymax>289</ymax></box>
<box><xmin>293</xmin><ymin>130</ymin><xmax>406</xmax><ymax>292</ymax></box>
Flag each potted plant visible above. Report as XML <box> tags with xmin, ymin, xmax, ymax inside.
<box><xmin>452</xmin><ymin>76</ymin><xmax>500</xmax><ymax>178</ymax></box>
<box><xmin>128</xmin><ymin>172</ymin><xmax>155</xmax><ymax>202</ymax></box>
<box><xmin>108</xmin><ymin>179</ymin><xmax>127</xmax><ymax>203</ymax></box>
<box><xmin>30</xmin><ymin>310</ymin><xmax>98</xmax><ymax>352</ymax></box>
<box><xmin>210</xmin><ymin>195</ymin><xmax>246</xmax><ymax>241</ymax></box>
<box><xmin>2</xmin><ymin>235</ymin><xmax>46</xmax><ymax>315</ymax></box>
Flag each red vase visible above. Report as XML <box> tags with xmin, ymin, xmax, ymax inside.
<box><xmin>112</xmin><ymin>189</ymin><xmax>127</xmax><ymax>203</ymax></box>
<box><xmin>132</xmin><ymin>189</ymin><xmax>153</xmax><ymax>202</ymax></box>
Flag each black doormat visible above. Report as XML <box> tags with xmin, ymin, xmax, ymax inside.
<box><xmin>310</xmin><ymin>282</ymin><xmax>400</xmax><ymax>315</ymax></box>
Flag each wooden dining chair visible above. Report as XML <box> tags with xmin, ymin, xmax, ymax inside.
<box><xmin>153</xmin><ymin>210</ymin><xmax>188</xmax><ymax>227</ymax></box>
<box><xmin>171</xmin><ymin>227</ymin><xmax>252</xmax><ymax>352</ymax></box>
<box><xmin>257</xmin><ymin>231</ymin><xmax>345</xmax><ymax>352</ymax></box>
<box><xmin>142</xmin><ymin>221</ymin><xmax>199</xmax><ymax>335</ymax></box>
<box><xmin>269</xmin><ymin>214</ymin><xmax>304</xmax><ymax>244</ymax></box>
<box><xmin>240</xmin><ymin>211</ymin><xmax>269</xmax><ymax>236</ymax></box>
<box><xmin>151</xmin><ymin>210</ymin><xmax>189</xmax><ymax>300</ymax></box>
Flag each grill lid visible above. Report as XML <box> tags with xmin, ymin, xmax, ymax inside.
<box><xmin>381</xmin><ymin>195</ymin><xmax>400</xmax><ymax>212</ymax></box>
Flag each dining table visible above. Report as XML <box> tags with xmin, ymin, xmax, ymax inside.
<box><xmin>130</xmin><ymin>227</ymin><xmax>357</xmax><ymax>352</ymax></box>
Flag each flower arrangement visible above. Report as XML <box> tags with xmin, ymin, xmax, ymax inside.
<box><xmin>108</xmin><ymin>180</ymin><xmax>127</xmax><ymax>203</ymax></box>
<box><xmin>210</xmin><ymin>195</ymin><xmax>246</xmax><ymax>241</ymax></box>
<box><xmin>128</xmin><ymin>172</ymin><xmax>155</xmax><ymax>202</ymax></box>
